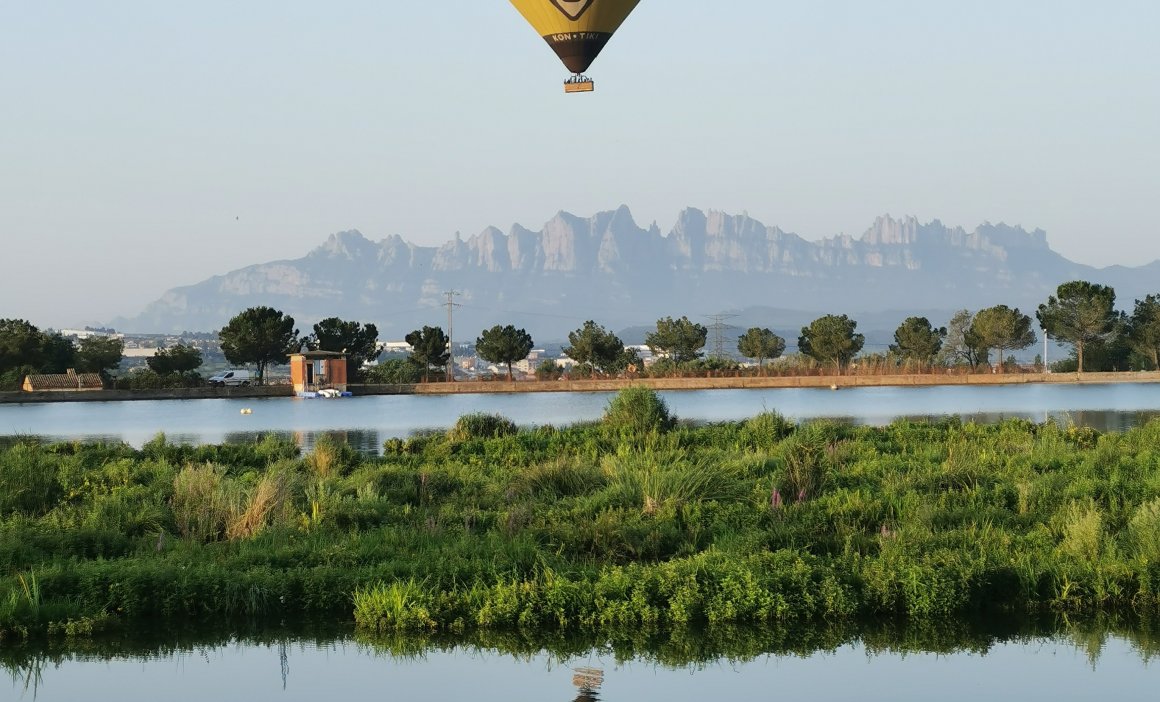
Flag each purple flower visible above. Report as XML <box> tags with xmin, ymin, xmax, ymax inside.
<box><xmin>797</xmin><ymin>488</ymin><xmax>808</xmax><ymax>503</ymax></box>
<box><xmin>771</xmin><ymin>488</ymin><xmax>783</xmax><ymax>509</ymax></box>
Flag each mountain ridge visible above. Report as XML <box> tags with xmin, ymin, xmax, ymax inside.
<box><xmin>114</xmin><ymin>207</ymin><xmax>1159</xmax><ymax>339</ymax></box>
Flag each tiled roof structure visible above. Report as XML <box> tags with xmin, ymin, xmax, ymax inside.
<box><xmin>23</xmin><ymin>370</ymin><xmax>104</xmax><ymax>392</ymax></box>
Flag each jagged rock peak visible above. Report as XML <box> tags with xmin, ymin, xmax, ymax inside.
<box><xmin>861</xmin><ymin>215</ymin><xmax>922</xmax><ymax>245</ymax></box>
<box><xmin>311</xmin><ymin>229</ymin><xmax>374</xmax><ymax>259</ymax></box>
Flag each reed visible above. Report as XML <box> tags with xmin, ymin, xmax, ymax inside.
<box><xmin>227</xmin><ymin>468</ymin><xmax>291</xmax><ymax>540</ymax></box>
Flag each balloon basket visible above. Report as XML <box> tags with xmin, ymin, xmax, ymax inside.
<box><xmin>564</xmin><ymin>75</ymin><xmax>594</xmax><ymax>93</ymax></box>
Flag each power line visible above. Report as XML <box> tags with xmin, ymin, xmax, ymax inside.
<box><xmin>444</xmin><ymin>290</ymin><xmax>461</xmax><ymax>382</ymax></box>
<box><xmin>705</xmin><ymin>313</ymin><xmax>739</xmax><ymax>360</ymax></box>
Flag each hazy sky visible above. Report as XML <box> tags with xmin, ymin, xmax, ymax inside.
<box><xmin>2</xmin><ymin>1</ymin><xmax>1158</xmax><ymax>327</ymax></box>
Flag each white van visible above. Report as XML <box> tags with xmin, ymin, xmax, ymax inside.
<box><xmin>208</xmin><ymin>370</ymin><xmax>254</xmax><ymax>387</ymax></box>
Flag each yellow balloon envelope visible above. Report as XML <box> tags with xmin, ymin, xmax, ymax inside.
<box><xmin>510</xmin><ymin>0</ymin><xmax>640</xmax><ymax>92</ymax></box>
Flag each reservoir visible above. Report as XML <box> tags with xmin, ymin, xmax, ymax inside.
<box><xmin>2</xmin><ymin>382</ymin><xmax>1159</xmax><ymax>451</ymax></box>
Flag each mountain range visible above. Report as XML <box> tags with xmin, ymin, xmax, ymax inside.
<box><xmin>115</xmin><ymin>207</ymin><xmax>1160</xmax><ymax>342</ymax></box>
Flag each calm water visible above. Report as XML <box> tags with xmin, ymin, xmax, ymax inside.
<box><xmin>5</xmin><ymin>634</ymin><xmax>1157</xmax><ymax>702</ymax></box>
<box><xmin>2</xmin><ymin>383</ymin><xmax>1160</xmax><ymax>451</ymax></box>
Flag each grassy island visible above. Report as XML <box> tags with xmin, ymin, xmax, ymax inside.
<box><xmin>3</xmin><ymin>388</ymin><xmax>1160</xmax><ymax>640</ymax></box>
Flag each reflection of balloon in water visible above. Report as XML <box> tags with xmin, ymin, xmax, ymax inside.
<box><xmin>509</xmin><ymin>0</ymin><xmax>640</xmax><ymax>92</ymax></box>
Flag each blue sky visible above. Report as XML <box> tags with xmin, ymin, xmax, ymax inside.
<box><xmin>2</xmin><ymin>1</ymin><xmax>1158</xmax><ymax>326</ymax></box>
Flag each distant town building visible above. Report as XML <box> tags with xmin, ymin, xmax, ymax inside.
<box><xmin>57</xmin><ymin>328</ymin><xmax>124</xmax><ymax>340</ymax></box>
<box><xmin>377</xmin><ymin>341</ymin><xmax>413</xmax><ymax>354</ymax></box>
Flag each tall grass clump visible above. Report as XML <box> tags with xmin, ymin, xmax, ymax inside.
<box><xmin>1054</xmin><ymin>501</ymin><xmax>1108</xmax><ymax>562</ymax></box>
<box><xmin>448</xmin><ymin>413</ymin><xmax>518</xmax><ymax>442</ymax></box>
<box><xmin>603</xmin><ymin>451</ymin><xmax>745</xmax><ymax>514</ymax></box>
<box><xmin>306</xmin><ymin>434</ymin><xmax>359</xmax><ymax>477</ymax></box>
<box><xmin>739</xmin><ymin>411</ymin><xmax>795</xmax><ymax>449</ymax></box>
<box><xmin>776</xmin><ymin>423</ymin><xmax>834</xmax><ymax>501</ymax></box>
<box><xmin>353</xmin><ymin>580</ymin><xmax>436</xmax><ymax>632</ymax></box>
<box><xmin>0</xmin><ymin>443</ymin><xmax>62</xmax><ymax>517</ymax></box>
<box><xmin>227</xmin><ymin>467</ymin><xmax>293</xmax><ymax>540</ymax></box>
<box><xmin>170</xmin><ymin>464</ymin><xmax>238</xmax><ymax>542</ymax></box>
<box><xmin>1127</xmin><ymin>498</ymin><xmax>1160</xmax><ymax>562</ymax></box>
<box><xmin>509</xmin><ymin>457</ymin><xmax>607</xmax><ymax>499</ymax></box>
<box><xmin>603</xmin><ymin>386</ymin><xmax>674</xmax><ymax>438</ymax></box>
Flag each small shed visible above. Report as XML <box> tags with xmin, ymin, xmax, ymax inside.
<box><xmin>23</xmin><ymin>369</ymin><xmax>104</xmax><ymax>392</ymax></box>
<box><xmin>289</xmin><ymin>351</ymin><xmax>348</xmax><ymax>394</ymax></box>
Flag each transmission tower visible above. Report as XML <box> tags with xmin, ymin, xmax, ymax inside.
<box><xmin>444</xmin><ymin>290</ymin><xmax>461</xmax><ymax>381</ymax></box>
<box><xmin>705</xmin><ymin>313</ymin><xmax>739</xmax><ymax>360</ymax></box>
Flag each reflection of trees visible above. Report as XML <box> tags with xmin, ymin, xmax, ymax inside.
<box><xmin>220</xmin><ymin>430</ymin><xmax>385</xmax><ymax>456</ymax></box>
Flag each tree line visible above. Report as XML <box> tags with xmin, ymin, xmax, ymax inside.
<box><xmin>4</xmin><ymin>279</ymin><xmax>1160</xmax><ymax>390</ymax></box>
<box><xmin>213</xmin><ymin>308</ymin><xmax>539</xmax><ymax>384</ymax></box>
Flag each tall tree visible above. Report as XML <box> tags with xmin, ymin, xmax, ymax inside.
<box><xmin>1036</xmin><ymin>281</ymin><xmax>1118</xmax><ymax>373</ymax></box>
<box><xmin>476</xmin><ymin>325</ymin><xmax>534</xmax><ymax>381</ymax></box>
<box><xmin>405</xmin><ymin>326</ymin><xmax>450</xmax><ymax>382</ymax></box>
<box><xmin>38</xmin><ymin>333</ymin><xmax>78</xmax><ymax>374</ymax></box>
<box><xmin>890</xmin><ymin>317</ymin><xmax>947</xmax><ymax>367</ymax></box>
<box><xmin>798</xmin><ymin>314</ymin><xmax>865</xmax><ymax>372</ymax></box>
<box><xmin>75</xmin><ymin>336</ymin><xmax>124</xmax><ymax>377</ymax></box>
<box><xmin>0</xmin><ymin>319</ymin><xmax>47</xmax><ymax>371</ymax></box>
<box><xmin>736</xmin><ymin>327</ymin><xmax>786</xmax><ymax>373</ymax></box>
<box><xmin>308</xmin><ymin>317</ymin><xmax>381</xmax><ymax>378</ymax></box>
<box><xmin>147</xmin><ymin>344</ymin><xmax>203</xmax><ymax>375</ymax></box>
<box><xmin>940</xmin><ymin>309</ymin><xmax>989</xmax><ymax>368</ymax></box>
<box><xmin>218</xmin><ymin>306</ymin><xmax>299</xmax><ymax>384</ymax></box>
<box><xmin>1127</xmin><ymin>295</ymin><xmax>1160</xmax><ymax>370</ymax></box>
<box><xmin>563</xmin><ymin>320</ymin><xmax>624</xmax><ymax>374</ymax></box>
<box><xmin>363</xmin><ymin>358</ymin><xmax>423</xmax><ymax>384</ymax></box>
<box><xmin>645</xmin><ymin>316</ymin><xmax>708</xmax><ymax>364</ymax></box>
<box><xmin>970</xmin><ymin>305</ymin><xmax>1036</xmax><ymax>371</ymax></box>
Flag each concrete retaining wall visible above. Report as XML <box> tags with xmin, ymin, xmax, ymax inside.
<box><xmin>0</xmin><ymin>385</ymin><xmax>290</xmax><ymax>404</ymax></box>
<box><xmin>4</xmin><ymin>371</ymin><xmax>1158</xmax><ymax>403</ymax></box>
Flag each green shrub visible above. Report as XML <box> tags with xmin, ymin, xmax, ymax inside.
<box><xmin>740</xmin><ymin>412</ymin><xmax>795</xmax><ymax>448</ymax></box>
<box><xmin>447</xmin><ymin>413</ymin><xmax>518</xmax><ymax>442</ymax></box>
<box><xmin>603</xmin><ymin>386</ymin><xmax>674</xmax><ymax>436</ymax></box>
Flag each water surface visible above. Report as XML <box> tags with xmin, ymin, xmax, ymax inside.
<box><xmin>6</xmin><ymin>634</ymin><xmax>1156</xmax><ymax>702</ymax></box>
<box><xmin>2</xmin><ymin>383</ymin><xmax>1159</xmax><ymax>451</ymax></box>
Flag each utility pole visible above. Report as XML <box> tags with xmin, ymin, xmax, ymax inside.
<box><xmin>444</xmin><ymin>290</ymin><xmax>461</xmax><ymax>382</ymax></box>
<box><xmin>705</xmin><ymin>313</ymin><xmax>739</xmax><ymax>360</ymax></box>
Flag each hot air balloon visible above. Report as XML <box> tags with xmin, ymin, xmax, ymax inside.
<box><xmin>509</xmin><ymin>0</ymin><xmax>640</xmax><ymax>93</ymax></box>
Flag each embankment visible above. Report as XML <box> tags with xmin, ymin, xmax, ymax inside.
<box><xmin>357</xmin><ymin>370</ymin><xmax>1160</xmax><ymax>396</ymax></box>
<box><xmin>4</xmin><ymin>370</ymin><xmax>1159</xmax><ymax>404</ymax></box>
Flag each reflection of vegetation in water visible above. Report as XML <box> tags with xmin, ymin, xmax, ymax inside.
<box><xmin>10</xmin><ymin>400</ymin><xmax>1160</xmax><ymax>642</ymax></box>
<box><xmin>5</xmin><ymin>617</ymin><xmax>1158</xmax><ymax>690</ymax></box>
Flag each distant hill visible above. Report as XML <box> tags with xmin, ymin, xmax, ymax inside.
<box><xmin>114</xmin><ymin>206</ymin><xmax>1160</xmax><ymax>342</ymax></box>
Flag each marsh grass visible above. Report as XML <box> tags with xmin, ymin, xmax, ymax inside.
<box><xmin>8</xmin><ymin>405</ymin><xmax>1160</xmax><ymax>638</ymax></box>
